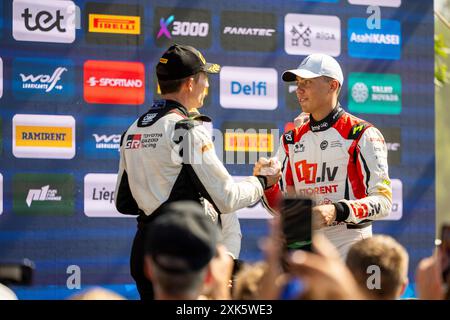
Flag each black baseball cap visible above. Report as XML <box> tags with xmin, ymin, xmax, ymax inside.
<box><xmin>156</xmin><ymin>44</ymin><xmax>221</xmax><ymax>81</ymax></box>
<box><xmin>144</xmin><ymin>201</ymin><xmax>219</xmax><ymax>273</ymax></box>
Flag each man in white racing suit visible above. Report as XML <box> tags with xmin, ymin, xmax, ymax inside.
<box><xmin>114</xmin><ymin>44</ymin><xmax>280</xmax><ymax>300</ymax></box>
<box><xmin>255</xmin><ymin>53</ymin><xmax>392</xmax><ymax>258</ymax></box>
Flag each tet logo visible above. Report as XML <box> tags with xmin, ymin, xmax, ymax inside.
<box><xmin>125</xmin><ymin>134</ymin><xmax>141</xmax><ymax>149</ymax></box>
<box><xmin>294</xmin><ymin>160</ymin><xmax>338</xmax><ymax>184</ymax></box>
<box><xmin>13</xmin><ymin>0</ymin><xmax>76</xmax><ymax>43</ymax></box>
<box><xmin>83</xmin><ymin>60</ymin><xmax>145</xmax><ymax>105</ymax></box>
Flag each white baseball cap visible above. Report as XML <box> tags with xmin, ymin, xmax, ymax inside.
<box><xmin>282</xmin><ymin>53</ymin><xmax>344</xmax><ymax>85</ymax></box>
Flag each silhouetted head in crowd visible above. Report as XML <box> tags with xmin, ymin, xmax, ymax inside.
<box><xmin>143</xmin><ymin>201</ymin><xmax>220</xmax><ymax>300</ymax></box>
<box><xmin>346</xmin><ymin>235</ymin><xmax>409</xmax><ymax>300</ymax></box>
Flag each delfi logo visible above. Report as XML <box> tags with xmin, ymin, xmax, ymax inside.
<box><xmin>348</xmin><ymin>72</ymin><xmax>402</xmax><ymax>114</ymax></box>
<box><xmin>13</xmin><ymin>114</ymin><xmax>75</xmax><ymax>159</ymax></box>
<box><xmin>12</xmin><ymin>58</ymin><xmax>75</xmax><ymax>101</ymax></box>
<box><xmin>284</xmin><ymin>13</ymin><xmax>341</xmax><ymax>56</ymax></box>
<box><xmin>220</xmin><ymin>66</ymin><xmax>278</xmax><ymax>110</ymax></box>
<box><xmin>85</xmin><ymin>3</ymin><xmax>144</xmax><ymax>46</ymax></box>
<box><xmin>13</xmin><ymin>173</ymin><xmax>74</xmax><ymax>215</ymax></box>
<box><xmin>154</xmin><ymin>7</ymin><xmax>211</xmax><ymax>48</ymax></box>
<box><xmin>13</xmin><ymin>0</ymin><xmax>76</xmax><ymax>43</ymax></box>
<box><xmin>348</xmin><ymin>0</ymin><xmax>401</xmax><ymax>7</ymax></box>
<box><xmin>84</xmin><ymin>60</ymin><xmax>145</xmax><ymax>105</ymax></box>
<box><xmin>84</xmin><ymin>173</ymin><xmax>129</xmax><ymax>218</ymax></box>
<box><xmin>348</xmin><ymin>18</ymin><xmax>401</xmax><ymax>60</ymax></box>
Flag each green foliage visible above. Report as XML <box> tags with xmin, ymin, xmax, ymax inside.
<box><xmin>435</xmin><ymin>34</ymin><xmax>450</xmax><ymax>87</ymax></box>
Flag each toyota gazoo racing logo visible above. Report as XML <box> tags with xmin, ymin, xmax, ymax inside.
<box><xmin>20</xmin><ymin>67</ymin><xmax>67</xmax><ymax>92</ymax></box>
<box><xmin>87</xmin><ymin>76</ymin><xmax>143</xmax><ymax>88</ymax></box>
<box><xmin>157</xmin><ymin>14</ymin><xmax>209</xmax><ymax>39</ymax></box>
<box><xmin>13</xmin><ymin>0</ymin><xmax>76</xmax><ymax>43</ymax></box>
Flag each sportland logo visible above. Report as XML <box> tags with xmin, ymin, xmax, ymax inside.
<box><xmin>84</xmin><ymin>173</ymin><xmax>130</xmax><ymax>218</ymax></box>
<box><xmin>26</xmin><ymin>185</ymin><xmax>61</xmax><ymax>207</ymax></box>
<box><xmin>284</xmin><ymin>13</ymin><xmax>341</xmax><ymax>56</ymax></box>
<box><xmin>84</xmin><ymin>60</ymin><xmax>145</xmax><ymax>105</ymax></box>
<box><xmin>13</xmin><ymin>114</ymin><xmax>75</xmax><ymax>159</ymax></box>
<box><xmin>13</xmin><ymin>0</ymin><xmax>76</xmax><ymax>43</ymax></box>
<box><xmin>348</xmin><ymin>73</ymin><xmax>402</xmax><ymax>114</ymax></box>
<box><xmin>220</xmin><ymin>66</ymin><xmax>278</xmax><ymax>110</ymax></box>
<box><xmin>154</xmin><ymin>8</ymin><xmax>211</xmax><ymax>48</ymax></box>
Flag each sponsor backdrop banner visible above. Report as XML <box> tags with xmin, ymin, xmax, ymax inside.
<box><xmin>0</xmin><ymin>0</ymin><xmax>434</xmax><ymax>299</ymax></box>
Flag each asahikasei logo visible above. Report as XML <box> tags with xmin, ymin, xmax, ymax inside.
<box><xmin>12</xmin><ymin>57</ymin><xmax>75</xmax><ymax>101</ymax></box>
<box><xmin>348</xmin><ymin>18</ymin><xmax>401</xmax><ymax>60</ymax></box>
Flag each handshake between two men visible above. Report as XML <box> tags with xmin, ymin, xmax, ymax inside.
<box><xmin>253</xmin><ymin>157</ymin><xmax>338</xmax><ymax>230</ymax></box>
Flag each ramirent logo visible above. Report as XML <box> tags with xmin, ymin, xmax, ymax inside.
<box><xmin>87</xmin><ymin>77</ymin><xmax>143</xmax><ymax>88</ymax></box>
<box><xmin>20</xmin><ymin>67</ymin><xmax>67</xmax><ymax>92</ymax></box>
<box><xmin>26</xmin><ymin>185</ymin><xmax>61</xmax><ymax>207</ymax></box>
<box><xmin>223</xmin><ymin>27</ymin><xmax>275</xmax><ymax>36</ymax></box>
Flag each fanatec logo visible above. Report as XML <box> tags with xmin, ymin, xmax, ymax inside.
<box><xmin>26</xmin><ymin>185</ymin><xmax>62</xmax><ymax>207</ymax></box>
<box><xmin>13</xmin><ymin>0</ymin><xmax>76</xmax><ymax>43</ymax></box>
<box><xmin>20</xmin><ymin>67</ymin><xmax>67</xmax><ymax>92</ymax></box>
<box><xmin>221</xmin><ymin>11</ymin><xmax>277</xmax><ymax>52</ymax></box>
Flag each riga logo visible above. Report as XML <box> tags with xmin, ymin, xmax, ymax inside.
<box><xmin>83</xmin><ymin>60</ymin><xmax>145</xmax><ymax>105</ymax></box>
<box><xmin>89</xmin><ymin>14</ymin><xmax>140</xmax><ymax>35</ymax></box>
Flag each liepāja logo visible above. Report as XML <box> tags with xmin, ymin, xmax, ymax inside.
<box><xmin>13</xmin><ymin>0</ymin><xmax>76</xmax><ymax>43</ymax></box>
<box><xmin>154</xmin><ymin>7</ymin><xmax>211</xmax><ymax>48</ymax></box>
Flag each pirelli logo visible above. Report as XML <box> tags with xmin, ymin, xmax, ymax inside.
<box><xmin>224</xmin><ymin>132</ymin><xmax>273</xmax><ymax>152</ymax></box>
<box><xmin>89</xmin><ymin>14</ymin><xmax>141</xmax><ymax>35</ymax></box>
<box><xmin>13</xmin><ymin>114</ymin><xmax>75</xmax><ymax>159</ymax></box>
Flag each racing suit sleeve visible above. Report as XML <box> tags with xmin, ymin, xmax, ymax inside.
<box><xmin>261</xmin><ymin>135</ymin><xmax>295</xmax><ymax>215</ymax></box>
<box><xmin>334</xmin><ymin>127</ymin><xmax>392</xmax><ymax>224</ymax></box>
<box><xmin>220</xmin><ymin>213</ymin><xmax>242</xmax><ymax>259</ymax></box>
<box><xmin>179</xmin><ymin>123</ymin><xmax>264</xmax><ymax>214</ymax></box>
<box><xmin>115</xmin><ymin>132</ymin><xmax>140</xmax><ymax>215</ymax></box>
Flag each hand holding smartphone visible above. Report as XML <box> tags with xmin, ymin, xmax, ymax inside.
<box><xmin>281</xmin><ymin>197</ymin><xmax>313</xmax><ymax>252</ymax></box>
